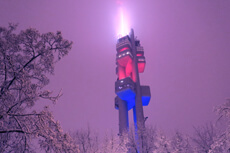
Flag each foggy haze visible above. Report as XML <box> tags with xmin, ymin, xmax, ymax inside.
<box><xmin>0</xmin><ymin>0</ymin><xmax>230</xmax><ymax>136</ymax></box>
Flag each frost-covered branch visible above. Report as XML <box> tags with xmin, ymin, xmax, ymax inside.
<box><xmin>0</xmin><ymin>24</ymin><xmax>75</xmax><ymax>152</ymax></box>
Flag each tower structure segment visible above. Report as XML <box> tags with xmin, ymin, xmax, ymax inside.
<box><xmin>114</xmin><ymin>29</ymin><xmax>151</xmax><ymax>152</ymax></box>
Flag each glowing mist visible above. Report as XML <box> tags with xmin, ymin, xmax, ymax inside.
<box><xmin>117</xmin><ymin>6</ymin><xmax>130</xmax><ymax>38</ymax></box>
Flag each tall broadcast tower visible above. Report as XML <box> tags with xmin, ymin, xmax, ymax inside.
<box><xmin>115</xmin><ymin>29</ymin><xmax>151</xmax><ymax>150</ymax></box>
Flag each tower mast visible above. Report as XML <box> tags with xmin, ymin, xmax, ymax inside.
<box><xmin>115</xmin><ymin>29</ymin><xmax>151</xmax><ymax>152</ymax></box>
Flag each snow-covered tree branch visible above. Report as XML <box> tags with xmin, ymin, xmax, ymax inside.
<box><xmin>0</xmin><ymin>24</ymin><xmax>77</xmax><ymax>153</ymax></box>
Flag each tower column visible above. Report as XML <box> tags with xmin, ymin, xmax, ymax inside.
<box><xmin>117</xmin><ymin>97</ymin><xmax>129</xmax><ymax>135</ymax></box>
<box><xmin>130</xmin><ymin>29</ymin><xmax>145</xmax><ymax>153</ymax></box>
<box><xmin>115</xmin><ymin>30</ymin><xmax>151</xmax><ymax>153</ymax></box>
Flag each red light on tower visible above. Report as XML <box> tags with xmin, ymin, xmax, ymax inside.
<box><xmin>138</xmin><ymin>62</ymin><xmax>145</xmax><ymax>73</ymax></box>
<box><xmin>114</xmin><ymin>30</ymin><xmax>151</xmax><ymax>141</ymax></box>
<box><xmin>115</xmin><ymin>2</ymin><xmax>151</xmax><ymax>152</ymax></box>
<box><xmin>119</xmin><ymin>47</ymin><xmax>130</xmax><ymax>52</ymax></box>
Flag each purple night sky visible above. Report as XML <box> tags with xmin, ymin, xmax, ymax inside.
<box><xmin>0</xmin><ymin>0</ymin><xmax>230</xmax><ymax>135</ymax></box>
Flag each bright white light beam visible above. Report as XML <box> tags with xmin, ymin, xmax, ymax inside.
<box><xmin>117</xmin><ymin>7</ymin><xmax>130</xmax><ymax>38</ymax></box>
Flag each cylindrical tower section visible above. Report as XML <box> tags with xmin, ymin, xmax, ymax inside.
<box><xmin>116</xmin><ymin>97</ymin><xmax>129</xmax><ymax>135</ymax></box>
<box><xmin>130</xmin><ymin>29</ymin><xmax>145</xmax><ymax>153</ymax></box>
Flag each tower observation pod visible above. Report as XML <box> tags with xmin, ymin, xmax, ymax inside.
<box><xmin>114</xmin><ymin>29</ymin><xmax>151</xmax><ymax>143</ymax></box>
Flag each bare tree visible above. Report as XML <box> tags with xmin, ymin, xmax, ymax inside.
<box><xmin>171</xmin><ymin>131</ymin><xmax>193</xmax><ymax>153</ymax></box>
<box><xmin>71</xmin><ymin>126</ymin><xmax>99</xmax><ymax>153</ymax></box>
<box><xmin>191</xmin><ymin>123</ymin><xmax>216</xmax><ymax>153</ymax></box>
<box><xmin>127</xmin><ymin>125</ymin><xmax>158</xmax><ymax>153</ymax></box>
<box><xmin>0</xmin><ymin>24</ymin><xmax>76</xmax><ymax>152</ymax></box>
<box><xmin>100</xmin><ymin>131</ymin><xmax>128</xmax><ymax>153</ymax></box>
<box><xmin>209</xmin><ymin>99</ymin><xmax>230</xmax><ymax>153</ymax></box>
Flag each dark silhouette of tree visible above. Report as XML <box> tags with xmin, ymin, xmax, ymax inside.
<box><xmin>0</xmin><ymin>24</ymin><xmax>77</xmax><ymax>152</ymax></box>
<box><xmin>191</xmin><ymin>123</ymin><xmax>216</xmax><ymax>153</ymax></box>
<box><xmin>71</xmin><ymin>126</ymin><xmax>99</xmax><ymax>153</ymax></box>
